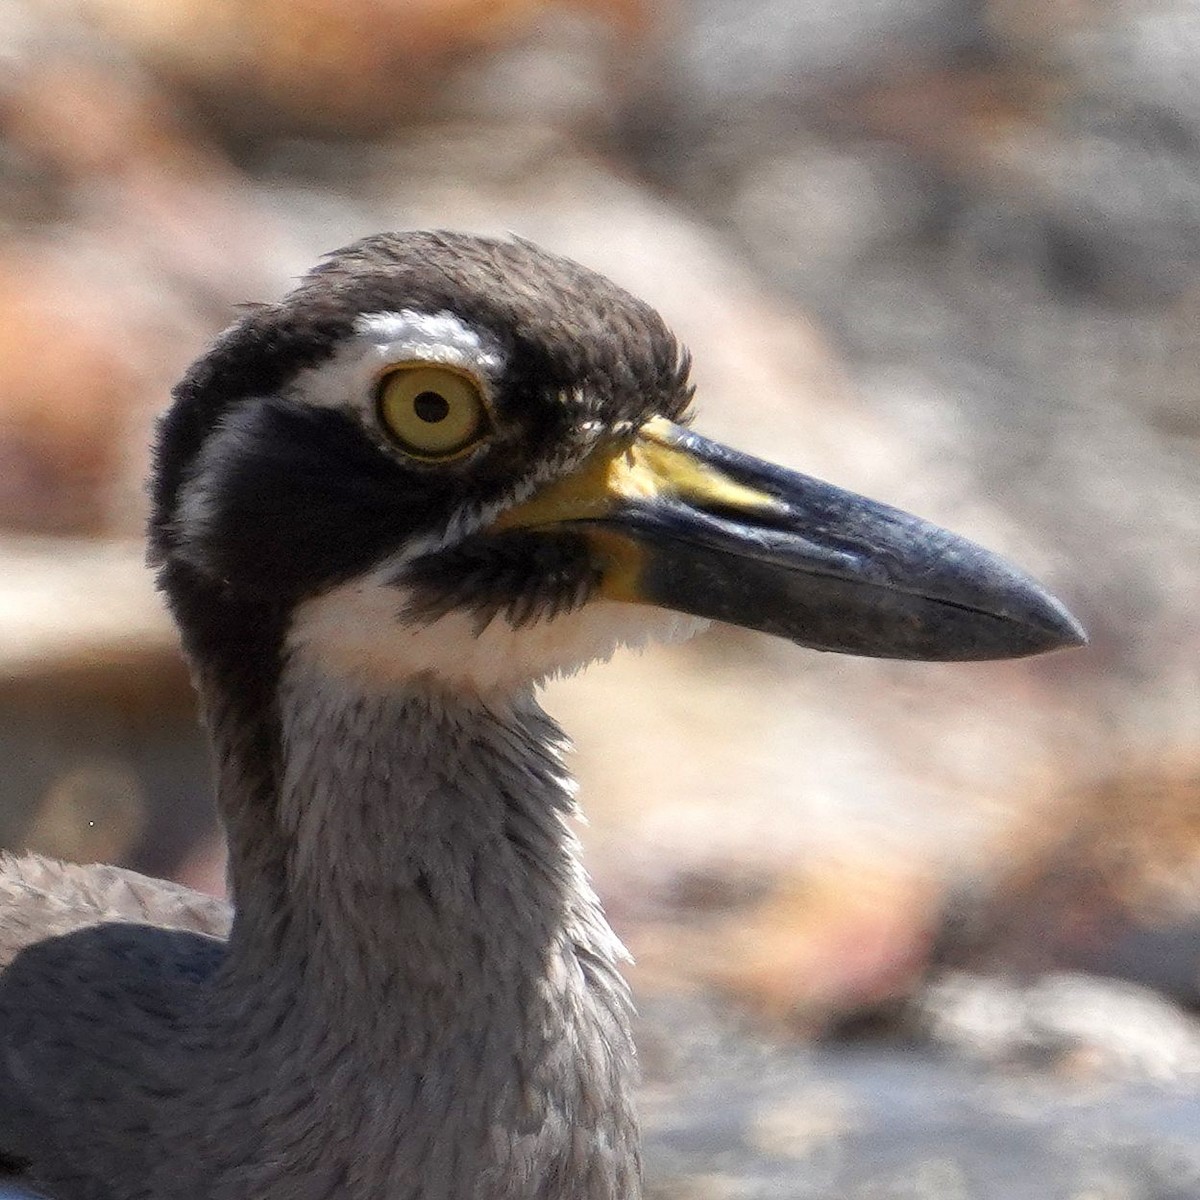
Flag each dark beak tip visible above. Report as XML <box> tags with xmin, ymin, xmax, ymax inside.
<box><xmin>1055</xmin><ymin>610</ymin><xmax>1089</xmax><ymax>650</ymax></box>
<box><xmin>988</xmin><ymin>582</ymin><xmax>1088</xmax><ymax>659</ymax></box>
<box><xmin>1032</xmin><ymin>600</ymin><xmax>1089</xmax><ymax>653</ymax></box>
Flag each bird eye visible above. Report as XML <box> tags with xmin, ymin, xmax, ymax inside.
<box><xmin>377</xmin><ymin>366</ymin><xmax>489</xmax><ymax>459</ymax></box>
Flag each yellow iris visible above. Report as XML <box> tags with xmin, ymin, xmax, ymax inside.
<box><xmin>377</xmin><ymin>366</ymin><xmax>489</xmax><ymax>459</ymax></box>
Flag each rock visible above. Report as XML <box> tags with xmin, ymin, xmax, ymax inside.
<box><xmin>626</xmin><ymin>861</ymin><xmax>937</xmax><ymax>1032</ymax></box>
<box><xmin>0</xmin><ymin>3</ymin><xmax>284</xmax><ymax>533</ymax></box>
<box><xmin>914</xmin><ymin>971</ymin><xmax>1200</xmax><ymax>1081</ymax></box>
<box><xmin>0</xmin><ymin>538</ymin><xmax>203</xmax><ymax>876</ymax></box>
<box><xmin>637</xmin><ymin>988</ymin><xmax>1200</xmax><ymax>1199</ymax></box>
<box><xmin>934</xmin><ymin>762</ymin><xmax>1200</xmax><ymax>1006</ymax></box>
<box><xmin>63</xmin><ymin>0</ymin><xmax>649</xmax><ymax>138</ymax></box>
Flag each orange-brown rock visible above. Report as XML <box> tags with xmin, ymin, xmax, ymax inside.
<box><xmin>0</xmin><ymin>258</ymin><xmax>140</xmax><ymax>535</ymax></box>
<box><xmin>936</xmin><ymin>761</ymin><xmax>1200</xmax><ymax>1004</ymax></box>
<box><xmin>67</xmin><ymin>0</ymin><xmax>650</xmax><ymax>136</ymax></box>
<box><xmin>627</xmin><ymin>861</ymin><xmax>938</xmax><ymax>1032</ymax></box>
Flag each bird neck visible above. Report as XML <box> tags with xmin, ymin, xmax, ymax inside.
<box><xmin>200</xmin><ymin>653</ymin><xmax>641</xmax><ymax>1200</ymax></box>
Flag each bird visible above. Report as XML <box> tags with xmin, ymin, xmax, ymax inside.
<box><xmin>0</xmin><ymin>231</ymin><xmax>1084</xmax><ymax>1200</ymax></box>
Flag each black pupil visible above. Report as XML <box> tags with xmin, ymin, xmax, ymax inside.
<box><xmin>413</xmin><ymin>390</ymin><xmax>450</xmax><ymax>424</ymax></box>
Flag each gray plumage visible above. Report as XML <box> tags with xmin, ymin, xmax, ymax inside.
<box><xmin>0</xmin><ymin>687</ymin><xmax>633</xmax><ymax>1200</ymax></box>
<box><xmin>0</xmin><ymin>231</ymin><xmax>1083</xmax><ymax>1200</ymax></box>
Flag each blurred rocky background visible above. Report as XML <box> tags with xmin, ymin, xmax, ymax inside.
<box><xmin>1</xmin><ymin>0</ymin><xmax>1198</xmax><ymax>1194</ymax></box>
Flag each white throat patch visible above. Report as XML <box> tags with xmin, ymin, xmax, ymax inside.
<box><xmin>286</xmin><ymin>571</ymin><xmax>709</xmax><ymax>697</ymax></box>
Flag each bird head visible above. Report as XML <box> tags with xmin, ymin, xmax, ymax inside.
<box><xmin>150</xmin><ymin>231</ymin><xmax>1083</xmax><ymax>697</ymax></box>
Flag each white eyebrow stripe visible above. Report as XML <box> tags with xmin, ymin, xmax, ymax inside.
<box><xmin>355</xmin><ymin>310</ymin><xmax>504</xmax><ymax>366</ymax></box>
<box><xmin>284</xmin><ymin>308</ymin><xmax>506</xmax><ymax>416</ymax></box>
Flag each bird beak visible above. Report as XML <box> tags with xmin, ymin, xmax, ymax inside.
<box><xmin>495</xmin><ymin>418</ymin><xmax>1086</xmax><ymax>661</ymax></box>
